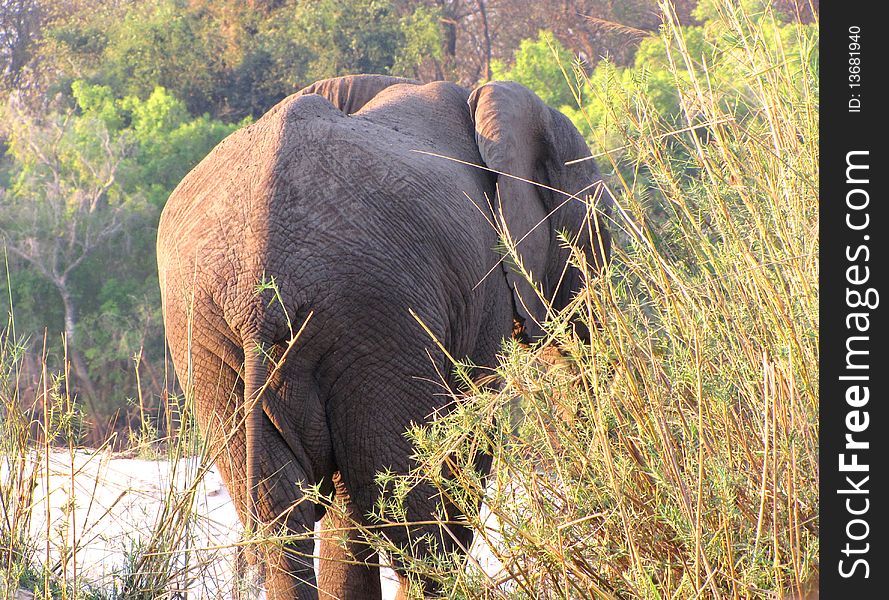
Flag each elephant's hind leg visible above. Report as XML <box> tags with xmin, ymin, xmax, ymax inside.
<box><xmin>318</xmin><ymin>472</ymin><xmax>382</xmax><ymax>600</ymax></box>
<box><xmin>251</xmin><ymin>362</ymin><xmax>336</xmax><ymax>599</ymax></box>
<box><xmin>186</xmin><ymin>382</ymin><xmax>319</xmax><ymax>596</ymax></box>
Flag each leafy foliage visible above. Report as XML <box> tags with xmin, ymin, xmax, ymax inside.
<box><xmin>490</xmin><ymin>31</ymin><xmax>577</xmax><ymax>108</ymax></box>
<box><xmin>1</xmin><ymin>82</ymin><xmax>239</xmax><ymax>431</ymax></box>
<box><xmin>32</xmin><ymin>0</ymin><xmax>444</xmax><ymax>121</ymax></box>
<box><xmin>491</xmin><ymin>4</ymin><xmax>817</xmax><ymax>164</ymax></box>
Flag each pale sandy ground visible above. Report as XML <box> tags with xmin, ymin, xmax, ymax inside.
<box><xmin>5</xmin><ymin>450</ymin><xmax>503</xmax><ymax>599</ymax></box>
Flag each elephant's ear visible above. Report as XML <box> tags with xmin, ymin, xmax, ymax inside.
<box><xmin>296</xmin><ymin>75</ymin><xmax>419</xmax><ymax>115</ymax></box>
<box><xmin>469</xmin><ymin>80</ymin><xmax>611</xmax><ymax>342</ymax></box>
<box><xmin>467</xmin><ymin>81</ymin><xmax>557</xmax><ymax>340</ymax></box>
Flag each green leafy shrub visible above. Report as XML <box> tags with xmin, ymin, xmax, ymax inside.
<box><xmin>492</xmin><ymin>3</ymin><xmax>817</xmax><ymax>164</ymax></box>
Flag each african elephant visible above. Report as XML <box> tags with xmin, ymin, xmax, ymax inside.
<box><xmin>156</xmin><ymin>74</ymin><xmax>611</xmax><ymax>599</ymax></box>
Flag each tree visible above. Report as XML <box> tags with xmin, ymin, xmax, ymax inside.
<box><xmin>0</xmin><ymin>94</ymin><xmax>144</xmax><ymax>411</ymax></box>
<box><xmin>490</xmin><ymin>31</ymin><xmax>576</xmax><ymax>108</ymax></box>
<box><xmin>1</xmin><ymin>82</ymin><xmax>240</xmax><ymax>426</ymax></box>
<box><xmin>0</xmin><ymin>0</ymin><xmax>42</xmax><ymax>94</ymax></box>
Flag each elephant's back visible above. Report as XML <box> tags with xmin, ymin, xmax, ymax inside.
<box><xmin>158</xmin><ymin>90</ymin><xmax>507</xmax><ymax>357</ymax></box>
<box><xmin>264</xmin><ymin>91</ymin><xmax>507</xmax><ymax>357</ymax></box>
<box><xmin>263</xmin><ymin>89</ymin><xmax>498</xmax><ymax>277</ymax></box>
<box><xmin>160</xmin><ymin>84</ymin><xmax>491</xmax><ymax>256</ymax></box>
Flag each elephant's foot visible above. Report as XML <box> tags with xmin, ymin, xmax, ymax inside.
<box><xmin>317</xmin><ymin>541</ymin><xmax>381</xmax><ymax>600</ymax></box>
<box><xmin>262</xmin><ymin>540</ymin><xmax>319</xmax><ymax>600</ymax></box>
<box><xmin>236</xmin><ymin>520</ymin><xmax>318</xmax><ymax>600</ymax></box>
<box><xmin>233</xmin><ymin>542</ymin><xmax>264</xmax><ymax>599</ymax></box>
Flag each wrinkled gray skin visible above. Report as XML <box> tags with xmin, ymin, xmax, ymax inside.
<box><xmin>157</xmin><ymin>75</ymin><xmax>611</xmax><ymax>599</ymax></box>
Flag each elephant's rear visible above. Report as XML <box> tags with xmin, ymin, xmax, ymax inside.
<box><xmin>157</xmin><ymin>90</ymin><xmax>317</xmax><ymax>350</ymax></box>
<box><xmin>157</xmin><ymin>84</ymin><xmax>495</xmax><ymax>415</ymax></box>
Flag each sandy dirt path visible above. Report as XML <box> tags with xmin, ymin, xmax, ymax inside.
<box><xmin>7</xmin><ymin>449</ymin><xmax>502</xmax><ymax>599</ymax></box>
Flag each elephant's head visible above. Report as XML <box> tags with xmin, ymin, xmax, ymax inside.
<box><xmin>468</xmin><ymin>81</ymin><xmax>612</xmax><ymax>341</ymax></box>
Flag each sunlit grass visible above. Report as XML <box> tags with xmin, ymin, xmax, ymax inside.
<box><xmin>0</xmin><ymin>315</ymin><xmax>239</xmax><ymax>600</ymax></box>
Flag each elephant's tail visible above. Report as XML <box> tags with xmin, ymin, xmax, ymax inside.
<box><xmin>242</xmin><ymin>342</ymin><xmax>268</xmax><ymax>530</ymax></box>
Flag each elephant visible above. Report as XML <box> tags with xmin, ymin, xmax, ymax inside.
<box><xmin>156</xmin><ymin>74</ymin><xmax>611</xmax><ymax>599</ymax></box>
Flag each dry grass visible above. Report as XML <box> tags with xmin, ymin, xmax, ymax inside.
<box><xmin>0</xmin><ymin>319</ymin><xmax>246</xmax><ymax>600</ymax></box>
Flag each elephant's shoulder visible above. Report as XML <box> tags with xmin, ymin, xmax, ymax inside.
<box><xmin>266</xmin><ymin>92</ymin><xmax>346</xmax><ymax>126</ymax></box>
<box><xmin>358</xmin><ymin>80</ymin><xmax>469</xmax><ymax>112</ymax></box>
<box><xmin>356</xmin><ymin>81</ymin><xmax>470</xmax><ymax>127</ymax></box>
